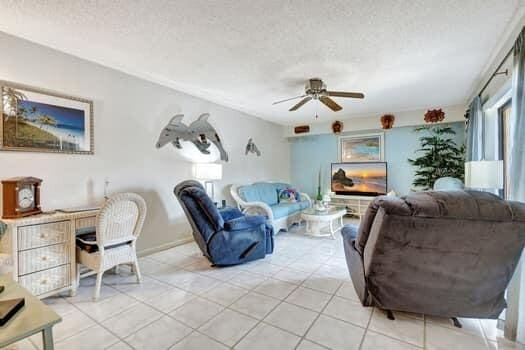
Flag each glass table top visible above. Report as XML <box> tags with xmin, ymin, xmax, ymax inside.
<box><xmin>302</xmin><ymin>206</ymin><xmax>346</xmax><ymax>216</ymax></box>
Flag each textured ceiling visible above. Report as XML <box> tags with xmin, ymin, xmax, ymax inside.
<box><xmin>0</xmin><ymin>0</ymin><xmax>522</xmax><ymax>125</ymax></box>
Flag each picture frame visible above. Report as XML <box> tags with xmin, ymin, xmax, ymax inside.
<box><xmin>0</xmin><ymin>80</ymin><xmax>94</xmax><ymax>154</ymax></box>
<box><xmin>339</xmin><ymin>132</ymin><xmax>384</xmax><ymax>162</ymax></box>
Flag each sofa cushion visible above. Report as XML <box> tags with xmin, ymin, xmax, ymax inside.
<box><xmin>238</xmin><ymin>182</ymin><xmax>285</xmax><ymax>205</ymax></box>
<box><xmin>271</xmin><ymin>201</ymin><xmax>309</xmax><ymax>219</ymax></box>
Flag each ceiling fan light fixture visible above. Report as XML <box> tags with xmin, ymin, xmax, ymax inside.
<box><xmin>273</xmin><ymin>78</ymin><xmax>364</xmax><ymax>113</ymax></box>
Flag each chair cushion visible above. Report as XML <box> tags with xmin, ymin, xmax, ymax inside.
<box><xmin>271</xmin><ymin>201</ymin><xmax>309</xmax><ymax>219</ymax></box>
<box><xmin>238</xmin><ymin>183</ymin><xmax>279</xmax><ymax>205</ymax></box>
<box><xmin>76</xmin><ymin>231</ymin><xmax>131</xmax><ymax>253</ymax></box>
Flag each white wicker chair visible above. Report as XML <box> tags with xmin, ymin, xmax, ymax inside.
<box><xmin>76</xmin><ymin>193</ymin><xmax>147</xmax><ymax>301</ymax></box>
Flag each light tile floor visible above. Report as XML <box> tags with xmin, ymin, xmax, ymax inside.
<box><xmin>3</xmin><ymin>222</ymin><xmax>525</xmax><ymax>350</ymax></box>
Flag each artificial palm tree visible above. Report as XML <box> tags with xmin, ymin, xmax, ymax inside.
<box><xmin>408</xmin><ymin>125</ymin><xmax>465</xmax><ymax>190</ymax></box>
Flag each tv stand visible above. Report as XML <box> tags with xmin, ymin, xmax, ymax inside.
<box><xmin>330</xmin><ymin>194</ymin><xmax>374</xmax><ymax>218</ymax></box>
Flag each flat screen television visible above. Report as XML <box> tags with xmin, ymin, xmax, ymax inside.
<box><xmin>331</xmin><ymin>162</ymin><xmax>387</xmax><ymax>196</ymax></box>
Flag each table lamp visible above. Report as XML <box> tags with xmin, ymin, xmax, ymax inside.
<box><xmin>193</xmin><ymin>163</ymin><xmax>223</xmax><ymax>200</ymax></box>
<box><xmin>465</xmin><ymin>160</ymin><xmax>504</xmax><ymax>191</ymax></box>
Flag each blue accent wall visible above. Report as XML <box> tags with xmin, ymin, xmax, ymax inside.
<box><xmin>289</xmin><ymin>122</ymin><xmax>465</xmax><ymax>197</ymax></box>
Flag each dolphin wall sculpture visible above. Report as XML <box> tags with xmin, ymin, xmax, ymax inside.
<box><xmin>156</xmin><ymin>113</ymin><xmax>229</xmax><ymax>162</ymax></box>
<box><xmin>245</xmin><ymin>138</ymin><xmax>261</xmax><ymax>156</ymax></box>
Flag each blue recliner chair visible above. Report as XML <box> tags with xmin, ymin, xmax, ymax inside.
<box><xmin>174</xmin><ymin>180</ymin><xmax>274</xmax><ymax>266</ymax></box>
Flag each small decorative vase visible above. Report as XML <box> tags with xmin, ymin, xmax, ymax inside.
<box><xmin>314</xmin><ymin>201</ymin><xmax>327</xmax><ymax>212</ymax></box>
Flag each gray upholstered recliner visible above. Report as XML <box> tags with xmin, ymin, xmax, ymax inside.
<box><xmin>342</xmin><ymin>190</ymin><xmax>525</xmax><ymax>320</ymax></box>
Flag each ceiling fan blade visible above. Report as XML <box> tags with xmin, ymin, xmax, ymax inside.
<box><xmin>319</xmin><ymin>96</ymin><xmax>343</xmax><ymax>112</ymax></box>
<box><xmin>327</xmin><ymin>91</ymin><xmax>365</xmax><ymax>99</ymax></box>
<box><xmin>289</xmin><ymin>96</ymin><xmax>312</xmax><ymax>111</ymax></box>
<box><xmin>272</xmin><ymin>95</ymin><xmax>307</xmax><ymax>105</ymax></box>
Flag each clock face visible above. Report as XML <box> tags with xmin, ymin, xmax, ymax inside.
<box><xmin>18</xmin><ymin>186</ymin><xmax>35</xmax><ymax>210</ymax></box>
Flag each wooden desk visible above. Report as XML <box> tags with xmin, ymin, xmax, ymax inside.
<box><xmin>0</xmin><ymin>275</ymin><xmax>61</xmax><ymax>350</ymax></box>
<box><xmin>0</xmin><ymin>210</ymin><xmax>99</xmax><ymax>299</ymax></box>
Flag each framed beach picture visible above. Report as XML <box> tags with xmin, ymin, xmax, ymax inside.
<box><xmin>0</xmin><ymin>81</ymin><xmax>93</xmax><ymax>154</ymax></box>
<box><xmin>339</xmin><ymin>133</ymin><xmax>384</xmax><ymax>162</ymax></box>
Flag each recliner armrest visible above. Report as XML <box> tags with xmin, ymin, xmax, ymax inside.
<box><xmin>224</xmin><ymin>215</ymin><xmax>266</xmax><ymax>231</ymax></box>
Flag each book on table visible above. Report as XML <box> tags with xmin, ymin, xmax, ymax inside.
<box><xmin>0</xmin><ymin>298</ymin><xmax>25</xmax><ymax>327</ymax></box>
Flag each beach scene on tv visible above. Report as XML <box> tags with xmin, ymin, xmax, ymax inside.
<box><xmin>331</xmin><ymin>162</ymin><xmax>387</xmax><ymax>195</ymax></box>
<box><xmin>3</xmin><ymin>99</ymin><xmax>86</xmax><ymax>151</ymax></box>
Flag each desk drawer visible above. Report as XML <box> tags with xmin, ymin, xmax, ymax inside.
<box><xmin>18</xmin><ymin>243</ymin><xmax>70</xmax><ymax>275</ymax></box>
<box><xmin>18</xmin><ymin>221</ymin><xmax>70</xmax><ymax>251</ymax></box>
<box><xmin>19</xmin><ymin>264</ymin><xmax>70</xmax><ymax>296</ymax></box>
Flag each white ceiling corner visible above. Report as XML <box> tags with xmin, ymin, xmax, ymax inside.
<box><xmin>0</xmin><ymin>0</ymin><xmax>521</xmax><ymax>125</ymax></box>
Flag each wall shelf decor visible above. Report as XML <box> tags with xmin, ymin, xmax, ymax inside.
<box><xmin>294</xmin><ymin>125</ymin><xmax>310</xmax><ymax>134</ymax></box>
<box><xmin>0</xmin><ymin>80</ymin><xmax>94</xmax><ymax>154</ymax></box>
<box><xmin>424</xmin><ymin>108</ymin><xmax>445</xmax><ymax>123</ymax></box>
<box><xmin>380</xmin><ymin>114</ymin><xmax>395</xmax><ymax>129</ymax></box>
<box><xmin>331</xmin><ymin>120</ymin><xmax>343</xmax><ymax>134</ymax></box>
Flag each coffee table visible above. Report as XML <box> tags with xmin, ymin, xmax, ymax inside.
<box><xmin>301</xmin><ymin>206</ymin><xmax>346</xmax><ymax>239</ymax></box>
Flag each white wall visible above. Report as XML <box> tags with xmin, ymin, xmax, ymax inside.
<box><xmin>0</xmin><ymin>32</ymin><xmax>290</xmax><ymax>253</ymax></box>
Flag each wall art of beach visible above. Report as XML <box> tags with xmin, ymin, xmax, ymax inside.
<box><xmin>3</xmin><ymin>99</ymin><xmax>86</xmax><ymax>151</ymax></box>
<box><xmin>342</xmin><ymin>137</ymin><xmax>380</xmax><ymax>161</ymax></box>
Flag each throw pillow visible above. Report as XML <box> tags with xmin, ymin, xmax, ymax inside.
<box><xmin>278</xmin><ymin>188</ymin><xmax>300</xmax><ymax>203</ymax></box>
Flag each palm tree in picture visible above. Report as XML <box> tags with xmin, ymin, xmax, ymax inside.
<box><xmin>1</xmin><ymin>88</ymin><xmax>26</xmax><ymax>121</ymax></box>
<box><xmin>15</xmin><ymin>106</ymin><xmax>27</xmax><ymax>137</ymax></box>
<box><xmin>27</xmin><ymin>106</ymin><xmax>37</xmax><ymax>122</ymax></box>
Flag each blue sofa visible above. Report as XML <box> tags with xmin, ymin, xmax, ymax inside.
<box><xmin>230</xmin><ymin>182</ymin><xmax>311</xmax><ymax>233</ymax></box>
<box><xmin>175</xmin><ymin>180</ymin><xmax>274</xmax><ymax>266</ymax></box>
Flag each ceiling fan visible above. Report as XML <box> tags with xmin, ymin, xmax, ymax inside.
<box><xmin>273</xmin><ymin>78</ymin><xmax>364</xmax><ymax>112</ymax></box>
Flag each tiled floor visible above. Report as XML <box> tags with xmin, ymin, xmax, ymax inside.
<box><xmin>4</xmin><ymin>222</ymin><xmax>525</xmax><ymax>350</ymax></box>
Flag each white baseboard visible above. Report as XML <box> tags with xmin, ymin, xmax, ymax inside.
<box><xmin>137</xmin><ymin>235</ymin><xmax>195</xmax><ymax>257</ymax></box>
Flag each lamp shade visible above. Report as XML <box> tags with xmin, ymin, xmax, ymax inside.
<box><xmin>193</xmin><ymin>163</ymin><xmax>223</xmax><ymax>180</ymax></box>
<box><xmin>465</xmin><ymin>160</ymin><xmax>504</xmax><ymax>189</ymax></box>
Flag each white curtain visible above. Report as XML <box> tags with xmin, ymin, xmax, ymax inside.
<box><xmin>466</xmin><ymin>95</ymin><xmax>484</xmax><ymax>161</ymax></box>
<box><xmin>509</xmin><ymin>28</ymin><xmax>525</xmax><ymax>202</ymax></box>
<box><xmin>508</xmin><ymin>26</ymin><xmax>525</xmax><ymax>343</ymax></box>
